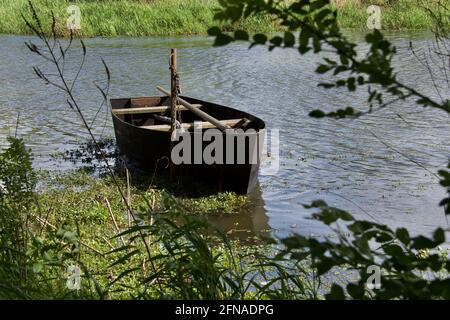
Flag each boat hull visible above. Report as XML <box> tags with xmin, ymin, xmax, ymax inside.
<box><xmin>110</xmin><ymin>96</ymin><xmax>266</xmax><ymax>194</ymax></box>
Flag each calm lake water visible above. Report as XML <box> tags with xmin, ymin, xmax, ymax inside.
<box><xmin>0</xmin><ymin>31</ymin><xmax>449</xmax><ymax>240</ymax></box>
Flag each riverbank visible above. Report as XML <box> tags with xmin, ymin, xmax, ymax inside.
<box><xmin>1</xmin><ymin>158</ymin><xmax>316</xmax><ymax>299</ymax></box>
<box><xmin>0</xmin><ymin>0</ymin><xmax>443</xmax><ymax>37</ymax></box>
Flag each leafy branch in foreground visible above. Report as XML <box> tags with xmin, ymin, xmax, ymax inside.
<box><xmin>208</xmin><ymin>0</ymin><xmax>450</xmax><ymax>117</ymax></box>
<box><xmin>209</xmin><ymin>0</ymin><xmax>450</xmax><ymax>299</ymax></box>
<box><xmin>280</xmin><ymin>200</ymin><xmax>450</xmax><ymax>299</ymax></box>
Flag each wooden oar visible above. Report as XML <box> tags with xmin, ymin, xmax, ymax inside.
<box><xmin>156</xmin><ymin>86</ymin><xmax>231</xmax><ymax>131</ymax></box>
<box><xmin>142</xmin><ymin>118</ymin><xmax>244</xmax><ymax>131</ymax></box>
<box><xmin>112</xmin><ymin>104</ymin><xmax>202</xmax><ymax>115</ymax></box>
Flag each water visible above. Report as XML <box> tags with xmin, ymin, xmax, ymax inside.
<box><xmin>1</xmin><ymin>31</ymin><xmax>449</xmax><ymax>240</ymax></box>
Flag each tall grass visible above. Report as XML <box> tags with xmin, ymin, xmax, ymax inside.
<box><xmin>0</xmin><ymin>0</ymin><xmax>277</xmax><ymax>37</ymax></box>
<box><xmin>0</xmin><ymin>0</ymin><xmax>447</xmax><ymax>37</ymax></box>
<box><xmin>333</xmin><ymin>0</ymin><xmax>439</xmax><ymax>30</ymax></box>
<box><xmin>0</xmin><ymin>142</ymin><xmax>319</xmax><ymax>299</ymax></box>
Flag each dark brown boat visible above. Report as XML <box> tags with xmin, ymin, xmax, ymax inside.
<box><xmin>110</xmin><ymin>95</ymin><xmax>266</xmax><ymax>194</ymax></box>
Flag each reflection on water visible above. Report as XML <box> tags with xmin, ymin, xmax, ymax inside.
<box><xmin>207</xmin><ymin>184</ymin><xmax>271</xmax><ymax>240</ymax></box>
<box><xmin>0</xmin><ymin>31</ymin><xmax>449</xmax><ymax>239</ymax></box>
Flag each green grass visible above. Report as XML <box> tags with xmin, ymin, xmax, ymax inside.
<box><xmin>39</xmin><ymin>169</ymin><xmax>250</xmax><ymax>221</ymax></box>
<box><xmin>2</xmin><ymin>167</ymin><xmax>316</xmax><ymax>299</ymax></box>
<box><xmin>3</xmin><ymin>137</ymin><xmax>312</xmax><ymax>299</ymax></box>
<box><xmin>333</xmin><ymin>0</ymin><xmax>441</xmax><ymax>30</ymax></box>
<box><xmin>0</xmin><ymin>0</ymin><xmax>277</xmax><ymax>37</ymax></box>
<box><xmin>0</xmin><ymin>0</ymin><xmax>446</xmax><ymax>37</ymax></box>
<box><xmin>25</xmin><ymin>170</ymin><xmax>260</xmax><ymax>299</ymax></box>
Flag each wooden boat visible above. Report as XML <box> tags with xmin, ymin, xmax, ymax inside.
<box><xmin>110</xmin><ymin>95</ymin><xmax>266</xmax><ymax>194</ymax></box>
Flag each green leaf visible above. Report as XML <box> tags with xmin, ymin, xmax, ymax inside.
<box><xmin>376</xmin><ymin>232</ymin><xmax>393</xmax><ymax>243</ymax></box>
<box><xmin>234</xmin><ymin>30</ymin><xmax>249</xmax><ymax>41</ymax></box>
<box><xmin>326</xmin><ymin>284</ymin><xmax>346</xmax><ymax>300</ymax></box>
<box><xmin>348</xmin><ymin>221</ymin><xmax>375</xmax><ymax>234</ymax></box>
<box><xmin>315</xmin><ymin>9</ymin><xmax>332</xmax><ymax>24</ymax></box>
<box><xmin>310</xmin><ymin>0</ymin><xmax>329</xmax><ymax>12</ymax></box>
<box><xmin>290</xmin><ymin>2</ymin><xmax>308</xmax><ymax>14</ymax></box>
<box><xmin>109</xmin><ymin>249</ymin><xmax>140</xmax><ymax>267</ymax></box>
<box><xmin>383</xmin><ymin>244</ymin><xmax>403</xmax><ymax>256</ymax></box>
<box><xmin>291</xmin><ymin>251</ymin><xmax>310</xmax><ymax>261</ymax></box>
<box><xmin>347</xmin><ymin>283</ymin><xmax>365</xmax><ymax>299</ymax></box>
<box><xmin>411</xmin><ymin>236</ymin><xmax>436</xmax><ymax>250</ymax></box>
<box><xmin>318</xmin><ymin>82</ymin><xmax>335</xmax><ymax>89</ymax></box>
<box><xmin>299</xmin><ymin>28</ymin><xmax>311</xmax><ymax>54</ymax></box>
<box><xmin>33</xmin><ymin>262</ymin><xmax>43</xmax><ymax>274</ymax></box>
<box><xmin>284</xmin><ymin>32</ymin><xmax>295</xmax><ymax>47</ymax></box>
<box><xmin>207</xmin><ymin>26</ymin><xmax>221</xmax><ymax>36</ymax></box>
<box><xmin>433</xmin><ymin>228</ymin><xmax>445</xmax><ymax>244</ymax></box>
<box><xmin>340</xmin><ymin>54</ymin><xmax>349</xmax><ymax>65</ymax></box>
<box><xmin>109</xmin><ymin>267</ymin><xmax>141</xmax><ymax>285</ymax></box>
<box><xmin>353</xmin><ymin>237</ymin><xmax>370</xmax><ymax>255</ymax></box>
<box><xmin>214</xmin><ymin>34</ymin><xmax>234</xmax><ymax>46</ymax></box>
<box><xmin>253</xmin><ymin>33</ymin><xmax>268</xmax><ymax>45</ymax></box>
<box><xmin>316</xmin><ymin>258</ymin><xmax>334</xmax><ymax>275</ymax></box>
<box><xmin>313</xmin><ymin>35</ymin><xmax>321</xmax><ymax>52</ymax></box>
<box><xmin>105</xmin><ymin>245</ymin><xmax>135</xmax><ymax>255</ymax></box>
<box><xmin>395</xmin><ymin>228</ymin><xmax>410</xmax><ymax>245</ymax></box>
<box><xmin>316</xmin><ymin>64</ymin><xmax>331</xmax><ymax>74</ymax></box>
<box><xmin>309</xmin><ymin>109</ymin><xmax>326</xmax><ymax>118</ymax></box>
<box><xmin>269</xmin><ymin>36</ymin><xmax>283</xmax><ymax>47</ymax></box>
<box><xmin>333</xmin><ymin>66</ymin><xmax>347</xmax><ymax>75</ymax></box>
<box><xmin>282</xmin><ymin>235</ymin><xmax>309</xmax><ymax>249</ymax></box>
<box><xmin>347</xmin><ymin>77</ymin><xmax>356</xmax><ymax>91</ymax></box>
<box><xmin>357</xmin><ymin>76</ymin><xmax>365</xmax><ymax>85</ymax></box>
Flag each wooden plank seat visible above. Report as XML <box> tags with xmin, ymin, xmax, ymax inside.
<box><xmin>141</xmin><ymin>119</ymin><xmax>247</xmax><ymax>131</ymax></box>
<box><xmin>112</xmin><ymin>104</ymin><xmax>202</xmax><ymax>115</ymax></box>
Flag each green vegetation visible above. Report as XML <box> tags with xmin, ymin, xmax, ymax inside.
<box><xmin>0</xmin><ymin>0</ymin><xmax>277</xmax><ymax>37</ymax></box>
<box><xmin>2</xmin><ymin>0</ymin><xmax>450</xmax><ymax>300</ymax></box>
<box><xmin>333</xmin><ymin>0</ymin><xmax>439</xmax><ymax>30</ymax></box>
<box><xmin>208</xmin><ymin>0</ymin><xmax>450</xmax><ymax>299</ymax></box>
<box><xmin>1</xmin><ymin>139</ymin><xmax>449</xmax><ymax>299</ymax></box>
<box><xmin>0</xmin><ymin>139</ymin><xmax>323</xmax><ymax>299</ymax></box>
<box><xmin>0</xmin><ymin>0</ymin><xmax>447</xmax><ymax>37</ymax></box>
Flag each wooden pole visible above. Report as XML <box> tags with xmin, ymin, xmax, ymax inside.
<box><xmin>156</xmin><ymin>86</ymin><xmax>231</xmax><ymax>131</ymax></box>
<box><xmin>169</xmin><ymin>49</ymin><xmax>177</xmax><ymax>179</ymax></box>
<box><xmin>170</xmin><ymin>48</ymin><xmax>177</xmax><ymax>132</ymax></box>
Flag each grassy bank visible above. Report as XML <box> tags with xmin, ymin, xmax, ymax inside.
<box><xmin>0</xmin><ymin>0</ymin><xmax>277</xmax><ymax>37</ymax></box>
<box><xmin>0</xmin><ymin>0</ymin><xmax>445</xmax><ymax>37</ymax></box>
<box><xmin>0</xmin><ymin>138</ymin><xmax>321</xmax><ymax>299</ymax></box>
<box><xmin>23</xmin><ymin>170</ymin><xmax>271</xmax><ymax>299</ymax></box>
<box><xmin>333</xmin><ymin>0</ymin><xmax>441</xmax><ymax>30</ymax></box>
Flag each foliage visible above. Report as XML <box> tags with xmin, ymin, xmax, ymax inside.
<box><xmin>0</xmin><ymin>146</ymin><xmax>319</xmax><ymax>299</ymax></box>
<box><xmin>10</xmin><ymin>0</ymin><xmax>450</xmax><ymax>300</ymax></box>
<box><xmin>0</xmin><ymin>139</ymin><xmax>102</xmax><ymax>299</ymax></box>
<box><xmin>209</xmin><ymin>0</ymin><xmax>450</xmax><ymax>299</ymax></box>
<box><xmin>438</xmin><ymin>164</ymin><xmax>450</xmax><ymax>216</ymax></box>
<box><xmin>0</xmin><ymin>137</ymin><xmax>36</xmax><ymax>206</ymax></box>
<box><xmin>209</xmin><ymin>0</ymin><xmax>450</xmax><ymax>118</ymax></box>
<box><xmin>0</xmin><ymin>137</ymin><xmax>36</xmax><ymax>298</ymax></box>
<box><xmin>279</xmin><ymin>201</ymin><xmax>450</xmax><ymax>299</ymax></box>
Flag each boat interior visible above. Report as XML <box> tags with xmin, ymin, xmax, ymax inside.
<box><xmin>111</xmin><ymin>96</ymin><xmax>265</xmax><ymax>132</ymax></box>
